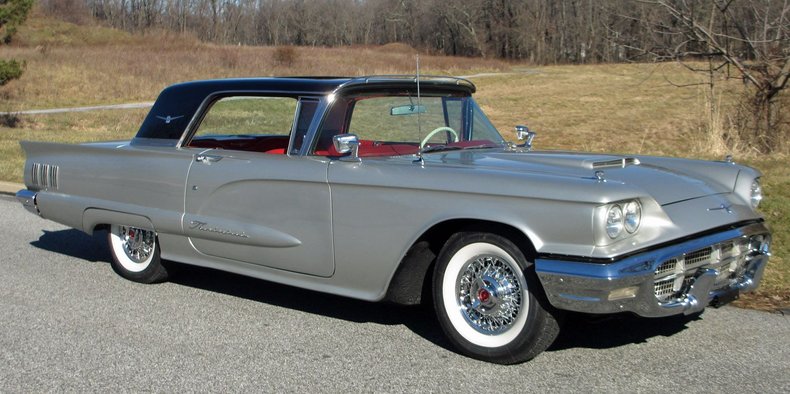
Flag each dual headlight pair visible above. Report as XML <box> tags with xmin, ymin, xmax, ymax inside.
<box><xmin>605</xmin><ymin>200</ymin><xmax>641</xmax><ymax>239</ymax></box>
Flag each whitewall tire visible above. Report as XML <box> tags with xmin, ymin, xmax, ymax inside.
<box><xmin>433</xmin><ymin>232</ymin><xmax>561</xmax><ymax>364</ymax></box>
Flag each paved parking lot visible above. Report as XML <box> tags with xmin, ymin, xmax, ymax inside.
<box><xmin>1</xmin><ymin>195</ymin><xmax>788</xmax><ymax>392</ymax></box>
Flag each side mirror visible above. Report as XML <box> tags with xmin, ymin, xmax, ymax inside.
<box><xmin>333</xmin><ymin>134</ymin><xmax>361</xmax><ymax>161</ymax></box>
<box><xmin>515</xmin><ymin>125</ymin><xmax>536</xmax><ymax>151</ymax></box>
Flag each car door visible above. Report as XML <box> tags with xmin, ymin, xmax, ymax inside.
<box><xmin>181</xmin><ymin>96</ymin><xmax>335</xmax><ymax>277</ymax></box>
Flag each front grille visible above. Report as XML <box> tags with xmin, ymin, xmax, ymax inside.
<box><xmin>685</xmin><ymin>247</ymin><xmax>712</xmax><ymax>268</ymax></box>
<box><xmin>654</xmin><ymin>278</ymin><xmax>676</xmax><ymax>298</ymax></box>
<box><xmin>653</xmin><ymin>237</ymin><xmax>760</xmax><ymax>302</ymax></box>
<box><xmin>31</xmin><ymin>163</ymin><xmax>59</xmax><ymax>189</ymax></box>
<box><xmin>655</xmin><ymin>259</ymin><xmax>678</xmax><ymax>277</ymax></box>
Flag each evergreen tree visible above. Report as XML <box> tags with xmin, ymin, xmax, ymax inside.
<box><xmin>0</xmin><ymin>0</ymin><xmax>34</xmax><ymax>86</ymax></box>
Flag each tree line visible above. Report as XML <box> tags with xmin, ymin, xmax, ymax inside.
<box><xmin>41</xmin><ymin>0</ymin><xmax>787</xmax><ymax>65</ymax></box>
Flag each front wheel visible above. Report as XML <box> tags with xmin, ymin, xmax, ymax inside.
<box><xmin>433</xmin><ymin>232</ymin><xmax>561</xmax><ymax>364</ymax></box>
<box><xmin>108</xmin><ymin>224</ymin><xmax>169</xmax><ymax>283</ymax></box>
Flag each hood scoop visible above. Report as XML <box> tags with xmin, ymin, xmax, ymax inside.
<box><xmin>589</xmin><ymin>157</ymin><xmax>641</xmax><ymax>169</ymax></box>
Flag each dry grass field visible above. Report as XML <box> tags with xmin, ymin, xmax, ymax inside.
<box><xmin>1</xmin><ymin>15</ymin><xmax>787</xmax><ymax>310</ymax></box>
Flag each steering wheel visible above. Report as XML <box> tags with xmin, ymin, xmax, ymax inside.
<box><xmin>420</xmin><ymin>126</ymin><xmax>460</xmax><ymax>149</ymax></box>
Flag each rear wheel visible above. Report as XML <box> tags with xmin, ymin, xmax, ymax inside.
<box><xmin>433</xmin><ymin>232</ymin><xmax>561</xmax><ymax>364</ymax></box>
<box><xmin>108</xmin><ymin>224</ymin><xmax>169</xmax><ymax>283</ymax></box>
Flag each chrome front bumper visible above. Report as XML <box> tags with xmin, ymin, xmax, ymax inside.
<box><xmin>16</xmin><ymin>189</ymin><xmax>39</xmax><ymax>216</ymax></box>
<box><xmin>535</xmin><ymin>222</ymin><xmax>771</xmax><ymax>318</ymax></box>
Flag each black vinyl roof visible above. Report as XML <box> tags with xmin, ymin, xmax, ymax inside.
<box><xmin>134</xmin><ymin>76</ymin><xmax>476</xmax><ymax>140</ymax></box>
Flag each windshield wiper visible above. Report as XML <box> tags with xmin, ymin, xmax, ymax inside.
<box><xmin>461</xmin><ymin>143</ymin><xmax>501</xmax><ymax>150</ymax></box>
<box><xmin>420</xmin><ymin>145</ymin><xmax>463</xmax><ymax>154</ymax></box>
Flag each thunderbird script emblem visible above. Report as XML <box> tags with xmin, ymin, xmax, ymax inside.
<box><xmin>155</xmin><ymin>115</ymin><xmax>184</xmax><ymax>124</ymax></box>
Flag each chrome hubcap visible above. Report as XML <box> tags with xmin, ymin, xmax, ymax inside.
<box><xmin>457</xmin><ymin>255</ymin><xmax>523</xmax><ymax>334</ymax></box>
<box><xmin>118</xmin><ymin>225</ymin><xmax>155</xmax><ymax>264</ymax></box>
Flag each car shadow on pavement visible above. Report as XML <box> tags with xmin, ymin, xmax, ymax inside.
<box><xmin>31</xmin><ymin>228</ymin><xmax>701</xmax><ymax>355</ymax></box>
<box><xmin>548</xmin><ymin>312</ymin><xmax>701</xmax><ymax>351</ymax></box>
<box><xmin>167</xmin><ymin>259</ymin><xmax>454</xmax><ymax>351</ymax></box>
<box><xmin>30</xmin><ymin>228</ymin><xmax>111</xmax><ymax>263</ymax></box>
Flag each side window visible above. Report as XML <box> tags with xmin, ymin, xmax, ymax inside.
<box><xmin>187</xmin><ymin>96</ymin><xmax>298</xmax><ymax>154</ymax></box>
<box><xmin>195</xmin><ymin>96</ymin><xmax>296</xmax><ymax>138</ymax></box>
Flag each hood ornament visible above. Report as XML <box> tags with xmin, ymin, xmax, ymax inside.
<box><xmin>707</xmin><ymin>204</ymin><xmax>734</xmax><ymax>214</ymax></box>
<box><xmin>156</xmin><ymin>115</ymin><xmax>184</xmax><ymax>124</ymax></box>
<box><xmin>594</xmin><ymin>170</ymin><xmax>606</xmax><ymax>182</ymax></box>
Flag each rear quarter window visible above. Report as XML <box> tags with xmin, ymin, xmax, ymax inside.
<box><xmin>195</xmin><ymin>96</ymin><xmax>297</xmax><ymax>138</ymax></box>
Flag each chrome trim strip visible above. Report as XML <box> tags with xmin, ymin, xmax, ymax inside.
<box><xmin>591</xmin><ymin>157</ymin><xmax>640</xmax><ymax>169</ymax></box>
<box><xmin>15</xmin><ymin>189</ymin><xmax>39</xmax><ymax>216</ymax></box>
<box><xmin>30</xmin><ymin>163</ymin><xmax>59</xmax><ymax>190</ymax></box>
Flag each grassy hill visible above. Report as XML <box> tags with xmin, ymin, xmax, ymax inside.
<box><xmin>1</xmin><ymin>14</ymin><xmax>787</xmax><ymax>310</ymax></box>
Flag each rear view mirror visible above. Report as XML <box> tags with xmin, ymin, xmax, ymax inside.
<box><xmin>390</xmin><ymin>104</ymin><xmax>426</xmax><ymax>116</ymax></box>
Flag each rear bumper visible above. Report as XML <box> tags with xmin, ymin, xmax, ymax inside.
<box><xmin>535</xmin><ymin>222</ymin><xmax>771</xmax><ymax>317</ymax></box>
<box><xmin>16</xmin><ymin>189</ymin><xmax>39</xmax><ymax>216</ymax></box>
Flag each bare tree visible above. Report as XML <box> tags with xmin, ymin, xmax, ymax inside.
<box><xmin>625</xmin><ymin>0</ymin><xmax>789</xmax><ymax>153</ymax></box>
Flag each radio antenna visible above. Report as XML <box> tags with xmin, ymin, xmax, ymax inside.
<box><xmin>415</xmin><ymin>54</ymin><xmax>423</xmax><ymax>162</ymax></box>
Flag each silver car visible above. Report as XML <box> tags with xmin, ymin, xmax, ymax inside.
<box><xmin>16</xmin><ymin>76</ymin><xmax>771</xmax><ymax>364</ymax></box>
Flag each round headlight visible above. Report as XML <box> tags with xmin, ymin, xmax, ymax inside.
<box><xmin>750</xmin><ymin>178</ymin><xmax>762</xmax><ymax>208</ymax></box>
<box><xmin>606</xmin><ymin>205</ymin><xmax>624</xmax><ymax>239</ymax></box>
<box><xmin>623</xmin><ymin>201</ymin><xmax>641</xmax><ymax>234</ymax></box>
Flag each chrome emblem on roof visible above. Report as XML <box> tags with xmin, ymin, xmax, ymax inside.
<box><xmin>155</xmin><ymin>115</ymin><xmax>184</xmax><ymax>124</ymax></box>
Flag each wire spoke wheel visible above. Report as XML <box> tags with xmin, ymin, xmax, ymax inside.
<box><xmin>117</xmin><ymin>225</ymin><xmax>155</xmax><ymax>266</ymax></box>
<box><xmin>457</xmin><ymin>255</ymin><xmax>524</xmax><ymax>334</ymax></box>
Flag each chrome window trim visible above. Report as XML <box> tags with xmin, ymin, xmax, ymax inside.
<box><xmin>174</xmin><ymin>89</ymin><xmax>329</xmax><ymax>154</ymax></box>
<box><xmin>288</xmin><ymin>97</ymin><xmax>321</xmax><ymax>155</ymax></box>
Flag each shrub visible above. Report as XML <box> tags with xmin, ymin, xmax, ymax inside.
<box><xmin>0</xmin><ymin>60</ymin><xmax>24</xmax><ymax>85</ymax></box>
<box><xmin>272</xmin><ymin>46</ymin><xmax>297</xmax><ymax>67</ymax></box>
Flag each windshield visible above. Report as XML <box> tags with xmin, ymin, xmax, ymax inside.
<box><xmin>313</xmin><ymin>94</ymin><xmax>505</xmax><ymax>157</ymax></box>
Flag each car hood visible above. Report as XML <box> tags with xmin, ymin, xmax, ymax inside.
<box><xmin>419</xmin><ymin>150</ymin><xmax>737</xmax><ymax>205</ymax></box>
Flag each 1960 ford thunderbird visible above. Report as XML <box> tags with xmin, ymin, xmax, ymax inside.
<box><xmin>16</xmin><ymin>76</ymin><xmax>771</xmax><ymax>364</ymax></box>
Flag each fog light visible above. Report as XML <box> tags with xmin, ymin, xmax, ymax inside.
<box><xmin>608</xmin><ymin>286</ymin><xmax>639</xmax><ymax>301</ymax></box>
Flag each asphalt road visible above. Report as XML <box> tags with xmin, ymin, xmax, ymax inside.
<box><xmin>1</xmin><ymin>195</ymin><xmax>788</xmax><ymax>392</ymax></box>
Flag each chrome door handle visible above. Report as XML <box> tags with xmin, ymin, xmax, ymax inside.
<box><xmin>196</xmin><ymin>154</ymin><xmax>223</xmax><ymax>164</ymax></box>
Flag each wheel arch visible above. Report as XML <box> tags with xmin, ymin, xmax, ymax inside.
<box><xmin>82</xmin><ymin>208</ymin><xmax>156</xmax><ymax>235</ymax></box>
<box><xmin>384</xmin><ymin>218</ymin><xmax>538</xmax><ymax>305</ymax></box>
